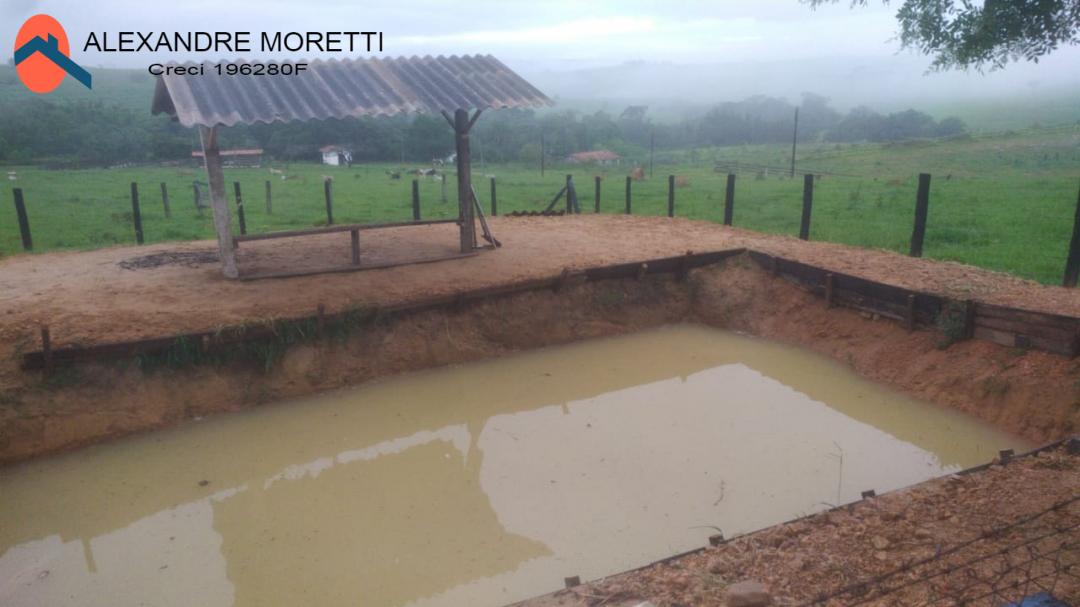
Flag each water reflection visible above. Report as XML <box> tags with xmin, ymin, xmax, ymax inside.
<box><xmin>0</xmin><ymin>325</ymin><xmax>1030</xmax><ymax>607</ymax></box>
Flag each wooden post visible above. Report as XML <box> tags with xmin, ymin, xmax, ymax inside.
<box><xmin>233</xmin><ymin>181</ymin><xmax>246</xmax><ymax>235</ymax></box>
<box><xmin>440</xmin><ymin>174</ymin><xmax>447</xmax><ymax>203</ymax></box>
<box><xmin>160</xmin><ymin>182</ymin><xmax>171</xmax><ymax>218</ymax></box>
<box><xmin>323</xmin><ymin>178</ymin><xmax>334</xmax><ymax>225</ymax></box>
<box><xmin>197</xmin><ymin>125</ymin><xmax>238</xmax><ymax>278</ymax></box>
<box><xmin>453</xmin><ymin>108</ymin><xmax>477</xmax><ymax>252</ymax></box>
<box><xmin>411</xmin><ymin>179</ymin><xmax>421</xmax><ymax>221</ymax></box>
<box><xmin>193</xmin><ymin>181</ymin><xmax>202</xmax><ymax>215</ymax></box>
<box><xmin>565</xmin><ymin>174</ymin><xmax>573</xmax><ymax>213</ymax></box>
<box><xmin>265</xmin><ymin>180</ymin><xmax>272</xmax><ymax>214</ymax></box>
<box><xmin>40</xmin><ymin>326</ymin><xmax>52</xmax><ymax>372</ymax></box>
<box><xmin>130</xmin><ymin>182</ymin><xmax>144</xmax><ymax>244</ymax></box>
<box><xmin>594</xmin><ymin>175</ymin><xmax>601</xmax><ymax>213</ymax></box>
<box><xmin>490</xmin><ymin>177</ymin><xmax>497</xmax><ymax>216</ymax></box>
<box><xmin>625</xmin><ymin>176</ymin><xmax>632</xmax><ymax>214</ymax></box>
<box><xmin>12</xmin><ymin>188</ymin><xmax>32</xmax><ymax>251</ymax></box>
<box><xmin>350</xmin><ymin>229</ymin><xmax>360</xmax><ymax>265</ymax></box>
<box><xmin>1063</xmin><ymin>181</ymin><xmax>1080</xmax><ymax>287</ymax></box>
<box><xmin>667</xmin><ymin>174</ymin><xmax>675</xmax><ymax>217</ymax></box>
<box><xmin>724</xmin><ymin>173</ymin><xmax>736</xmax><ymax>226</ymax></box>
<box><xmin>799</xmin><ymin>173</ymin><xmax>813</xmax><ymax>240</ymax></box>
<box><xmin>910</xmin><ymin>173</ymin><xmax>932</xmax><ymax>257</ymax></box>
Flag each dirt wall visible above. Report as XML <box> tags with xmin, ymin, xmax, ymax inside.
<box><xmin>2</xmin><ymin>254</ymin><xmax>1077</xmax><ymax>465</ymax></box>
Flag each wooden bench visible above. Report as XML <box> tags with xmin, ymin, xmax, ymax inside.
<box><xmin>233</xmin><ymin>218</ymin><xmax>460</xmax><ymax>265</ymax></box>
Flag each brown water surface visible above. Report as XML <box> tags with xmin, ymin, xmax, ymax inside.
<box><xmin>0</xmin><ymin>325</ymin><xmax>1030</xmax><ymax>607</ymax></box>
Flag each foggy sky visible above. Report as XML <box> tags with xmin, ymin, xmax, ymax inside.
<box><xmin>4</xmin><ymin>0</ymin><xmax>1079</xmax><ymax>107</ymax></box>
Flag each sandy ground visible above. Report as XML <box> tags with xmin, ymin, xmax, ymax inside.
<box><xmin>2</xmin><ymin>215</ymin><xmax>1080</xmax><ymax>354</ymax></box>
<box><xmin>513</xmin><ymin>444</ymin><xmax>1080</xmax><ymax>607</ymax></box>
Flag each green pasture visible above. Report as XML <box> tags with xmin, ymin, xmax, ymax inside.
<box><xmin>2</xmin><ymin>126</ymin><xmax>1078</xmax><ymax>285</ymax></box>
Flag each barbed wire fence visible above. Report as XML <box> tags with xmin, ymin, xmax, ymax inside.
<box><xmin>798</xmin><ymin>494</ymin><xmax>1080</xmax><ymax>606</ymax></box>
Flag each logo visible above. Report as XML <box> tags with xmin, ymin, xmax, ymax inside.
<box><xmin>13</xmin><ymin>15</ymin><xmax>91</xmax><ymax>93</ymax></box>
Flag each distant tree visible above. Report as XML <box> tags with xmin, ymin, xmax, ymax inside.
<box><xmin>935</xmin><ymin>116</ymin><xmax>968</xmax><ymax>136</ymax></box>
<box><xmin>807</xmin><ymin>0</ymin><xmax>1080</xmax><ymax>70</ymax></box>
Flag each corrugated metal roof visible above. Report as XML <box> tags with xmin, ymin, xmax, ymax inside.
<box><xmin>152</xmin><ymin>55</ymin><xmax>551</xmax><ymax>128</ymax></box>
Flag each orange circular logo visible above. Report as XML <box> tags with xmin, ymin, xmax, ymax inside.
<box><xmin>14</xmin><ymin>15</ymin><xmax>72</xmax><ymax>94</ymax></box>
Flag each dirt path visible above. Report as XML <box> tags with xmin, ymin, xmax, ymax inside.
<box><xmin>2</xmin><ymin>215</ymin><xmax>1078</xmax><ymax>354</ymax></box>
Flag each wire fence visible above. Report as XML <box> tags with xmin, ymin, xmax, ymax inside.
<box><xmin>798</xmin><ymin>494</ymin><xmax>1080</xmax><ymax>606</ymax></box>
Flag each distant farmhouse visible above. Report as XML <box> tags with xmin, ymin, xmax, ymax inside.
<box><xmin>191</xmin><ymin>148</ymin><xmax>263</xmax><ymax>168</ymax></box>
<box><xmin>567</xmin><ymin>150</ymin><xmax>621</xmax><ymax>166</ymax></box>
<box><xmin>320</xmin><ymin>145</ymin><xmax>353</xmax><ymax>166</ymax></box>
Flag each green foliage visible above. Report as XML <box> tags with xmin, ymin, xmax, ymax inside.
<box><xmin>809</xmin><ymin>0</ymin><xmax>1080</xmax><ymax>70</ymax></box>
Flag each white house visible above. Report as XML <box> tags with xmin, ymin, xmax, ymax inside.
<box><xmin>320</xmin><ymin>145</ymin><xmax>352</xmax><ymax>166</ymax></box>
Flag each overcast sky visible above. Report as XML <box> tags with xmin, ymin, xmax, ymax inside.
<box><xmin>5</xmin><ymin>0</ymin><xmax>1080</xmax><ymax>105</ymax></box>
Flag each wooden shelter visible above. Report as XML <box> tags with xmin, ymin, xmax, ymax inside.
<box><xmin>151</xmin><ymin>55</ymin><xmax>550</xmax><ymax>278</ymax></box>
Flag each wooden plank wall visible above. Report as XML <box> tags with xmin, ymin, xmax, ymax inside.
<box><xmin>21</xmin><ymin>248</ymin><xmax>1080</xmax><ymax>370</ymax></box>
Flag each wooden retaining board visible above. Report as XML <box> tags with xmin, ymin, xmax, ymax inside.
<box><xmin>21</xmin><ymin>248</ymin><xmax>1080</xmax><ymax>369</ymax></box>
<box><xmin>748</xmin><ymin>251</ymin><xmax>1080</xmax><ymax>357</ymax></box>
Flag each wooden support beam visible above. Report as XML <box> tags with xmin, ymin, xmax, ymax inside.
<box><xmin>350</xmin><ymin>229</ymin><xmax>360</xmax><ymax>265</ymax></box>
<box><xmin>625</xmin><ymin>176</ymin><xmax>632</xmax><ymax>214</ymax></box>
<box><xmin>198</xmin><ymin>125</ymin><xmax>239</xmax><ymax>278</ymax></box>
<box><xmin>594</xmin><ymin>176</ymin><xmax>601</xmax><ymax>213</ymax></box>
<box><xmin>490</xmin><ymin>177</ymin><xmax>497</xmax><ymax>216</ymax></box>
<box><xmin>453</xmin><ymin>109</ymin><xmax>477</xmax><ymax>252</ymax></box>
<box><xmin>910</xmin><ymin>173</ymin><xmax>931</xmax><ymax>257</ymax></box>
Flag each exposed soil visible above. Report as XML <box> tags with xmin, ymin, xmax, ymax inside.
<box><xmin>513</xmin><ymin>445</ymin><xmax>1080</xmax><ymax>607</ymax></box>
<box><xmin>1</xmin><ymin>216</ymin><xmax>1080</xmax><ymax>464</ymax></box>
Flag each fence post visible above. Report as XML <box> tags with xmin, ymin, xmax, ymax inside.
<box><xmin>130</xmin><ymin>182</ymin><xmax>144</xmax><ymax>244</ymax></box>
<box><xmin>565</xmin><ymin>174</ymin><xmax>573</xmax><ymax>213</ymax></box>
<box><xmin>324</xmin><ymin>178</ymin><xmax>334</xmax><ymax>225</ymax></box>
<box><xmin>724</xmin><ymin>173</ymin><xmax>736</xmax><ymax>226</ymax></box>
<box><xmin>799</xmin><ymin>173</ymin><xmax>813</xmax><ymax>240</ymax></box>
<box><xmin>233</xmin><ymin>181</ymin><xmax>246</xmax><ymax>235</ymax></box>
<box><xmin>667</xmin><ymin>174</ymin><xmax>675</xmax><ymax>217</ymax></box>
<box><xmin>625</xmin><ymin>176</ymin><xmax>632</xmax><ymax>214</ymax></box>
<box><xmin>411</xmin><ymin>179</ymin><xmax>421</xmax><ymax>221</ymax></box>
<box><xmin>1064</xmin><ymin>180</ymin><xmax>1080</xmax><ymax>287</ymax></box>
<box><xmin>594</xmin><ymin>175</ymin><xmax>601</xmax><ymax>213</ymax></box>
<box><xmin>193</xmin><ymin>181</ymin><xmax>201</xmax><ymax>213</ymax></box>
<box><xmin>265</xmin><ymin>180</ymin><xmax>272</xmax><ymax>214</ymax></box>
<box><xmin>160</xmin><ymin>182</ymin><xmax>171</xmax><ymax>218</ymax></box>
<box><xmin>490</xmin><ymin>176</ymin><xmax>497</xmax><ymax>216</ymax></box>
<box><xmin>12</xmin><ymin>188</ymin><xmax>32</xmax><ymax>251</ymax></box>
<box><xmin>910</xmin><ymin>173</ymin><xmax>932</xmax><ymax>257</ymax></box>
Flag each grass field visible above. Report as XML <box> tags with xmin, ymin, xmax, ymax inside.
<box><xmin>2</xmin><ymin>126</ymin><xmax>1078</xmax><ymax>285</ymax></box>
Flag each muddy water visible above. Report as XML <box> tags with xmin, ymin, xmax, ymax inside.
<box><xmin>0</xmin><ymin>325</ymin><xmax>1030</xmax><ymax>607</ymax></box>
